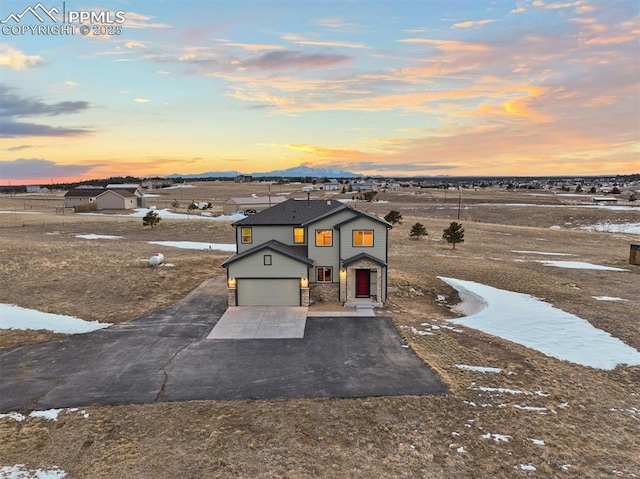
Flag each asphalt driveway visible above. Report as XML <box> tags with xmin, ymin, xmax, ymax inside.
<box><xmin>0</xmin><ymin>277</ymin><xmax>446</xmax><ymax>412</ymax></box>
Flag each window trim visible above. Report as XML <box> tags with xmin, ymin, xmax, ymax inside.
<box><xmin>316</xmin><ymin>266</ymin><xmax>333</xmax><ymax>283</ymax></box>
<box><xmin>293</xmin><ymin>227</ymin><xmax>305</xmax><ymax>244</ymax></box>
<box><xmin>315</xmin><ymin>229</ymin><xmax>333</xmax><ymax>247</ymax></box>
<box><xmin>353</xmin><ymin>229</ymin><xmax>374</xmax><ymax>247</ymax></box>
<box><xmin>263</xmin><ymin>254</ymin><xmax>272</xmax><ymax>266</ymax></box>
<box><xmin>241</xmin><ymin>227</ymin><xmax>252</xmax><ymax>244</ymax></box>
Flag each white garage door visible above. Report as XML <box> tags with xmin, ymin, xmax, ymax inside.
<box><xmin>237</xmin><ymin>279</ymin><xmax>300</xmax><ymax>306</ymax></box>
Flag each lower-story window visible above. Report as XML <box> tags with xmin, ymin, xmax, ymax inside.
<box><xmin>317</xmin><ymin>266</ymin><xmax>332</xmax><ymax>282</ymax></box>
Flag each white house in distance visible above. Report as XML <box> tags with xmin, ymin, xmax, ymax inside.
<box><xmin>222</xmin><ymin>199</ymin><xmax>392</xmax><ymax>307</ymax></box>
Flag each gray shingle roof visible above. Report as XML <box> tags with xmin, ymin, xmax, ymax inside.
<box><xmin>64</xmin><ymin>188</ymin><xmax>106</xmax><ymax>198</ymax></box>
<box><xmin>343</xmin><ymin>252</ymin><xmax>387</xmax><ymax>267</ymax></box>
<box><xmin>221</xmin><ymin>240</ymin><xmax>313</xmax><ymax>267</ymax></box>
<box><xmin>234</xmin><ymin>199</ymin><xmax>345</xmax><ymax>226</ymax></box>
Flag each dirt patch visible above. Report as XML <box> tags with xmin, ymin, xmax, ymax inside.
<box><xmin>0</xmin><ymin>184</ymin><xmax>638</xmax><ymax>477</ymax></box>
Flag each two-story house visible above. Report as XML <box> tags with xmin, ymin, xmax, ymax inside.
<box><xmin>222</xmin><ymin>199</ymin><xmax>392</xmax><ymax>307</ymax></box>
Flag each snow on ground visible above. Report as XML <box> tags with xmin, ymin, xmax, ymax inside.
<box><xmin>537</xmin><ymin>260</ymin><xmax>629</xmax><ymax>271</ymax></box>
<box><xmin>0</xmin><ymin>211</ymin><xmax>43</xmax><ymax>215</ymax></box>
<box><xmin>511</xmin><ymin>250</ymin><xmax>574</xmax><ymax>256</ymax></box>
<box><xmin>440</xmin><ymin>277</ymin><xmax>640</xmax><ymax>370</ymax></box>
<box><xmin>482</xmin><ymin>433</ymin><xmax>511</xmax><ymax>442</ymax></box>
<box><xmin>514</xmin><ymin>464</ymin><xmax>537</xmax><ymax>471</ymax></box>
<box><xmin>592</xmin><ymin>296</ymin><xmax>628</xmax><ymax>302</ymax></box>
<box><xmin>142</xmin><ymin>193</ymin><xmax>161</xmax><ymax>197</ymax></box>
<box><xmin>581</xmin><ymin>222</ymin><xmax>640</xmax><ymax>235</ymax></box>
<box><xmin>0</xmin><ymin>465</ymin><xmax>67</xmax><ymax>478</ymax></box>
<box><xmin>80</xmin><ymin>208</ymin><xmax>245</xmax><ymax>221</ymax></box>
<box><xmin>0</xmin><ymin>408</ymin><xmax>89</xmax><ymax>422</ymax></box>
<box><xmin>529</xmin><ymin>439</ymin><xmax>545</xmax><ymax>446</ymax></box>
<box><xmin>162</xmin><ymin>184</ymin><xmax>196</xmax><ymax>189</ymax></box>
<box><xmin>0</xmin><ymin>304</ymin><xmax>111</xmax><ymax>334</ymax></box>
<box><xmin>75</xmin><ymin>234</ymin><xmax>122</xmax><ymax>240</ymax></box>
<box><xmin>478</xmin><ymin>203</ymin><xmax>639</xmax><ymax>212</ymax></box>
<box><xmin>148</xmin><ymin>241</ymin><xmax>235</xmax><ymax>252</ymax></box>
<box><xmin>456</xmin><ymin>365</ymin><xmax>502</xmax><ymax>373</ymax></box>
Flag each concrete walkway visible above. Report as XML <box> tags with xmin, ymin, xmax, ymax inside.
<box><xmin>0</xmin><ymin>277</ymin><xmax>446</xmax><ymax>412</ymax></box>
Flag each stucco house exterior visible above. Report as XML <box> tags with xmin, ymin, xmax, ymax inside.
<box><xmin>96</xmin><ymin>188</ymin><xmax>138</xmax><ymax>209</ymax></box>
<box><xmin>222</xmin><ymin>199</ymin><xmax>392</xmax><ymax>307</ymax></box>
<box><xmin>64</xmin><ymin>187</ymin><xmax>105</xmax><ymax>209</ymax></box>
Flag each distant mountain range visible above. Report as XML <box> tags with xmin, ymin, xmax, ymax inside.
<box><xmin>167</xmin><ymin>165</ymin><xmax>360</xmax><ymax>179</ymax></box>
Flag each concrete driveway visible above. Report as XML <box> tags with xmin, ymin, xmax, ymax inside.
<box><xmin>207</xmin><ymin>306</ymin><xmax>308</xmax><ymax>339</ymax></box>
<box><xmin>0</xmin><ymin>277</ymin><xmax>446</xmax><ymax>412</ymax></box>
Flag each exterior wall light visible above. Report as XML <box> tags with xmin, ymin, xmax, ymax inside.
<box><xmin>228</xmin><ymin>277</ymin><xmax>237</xmax><ymax>288</ymax></box>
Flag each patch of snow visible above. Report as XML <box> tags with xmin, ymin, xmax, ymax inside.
<box><xmin>29</xmin><ymin>409</ymin><xmax>63</xmax><ymax>421</ymax></box>
<box><xmin>147</xmin><ymin>241</ymin><xmax>235</xmax><ymax>252</ymax></box>
<box><xmin>75</xmin><ymin>234</ymin><xmax>122</xmax><ymax>240</ymax></box>
<box><xmin>0</xmin><ymin>412</ymin><xmax>25</xmax><ymax>422</ymax></box>
<box><xmin>436</xmin><ymin>294</ymin><xmax>447</xmax><ymax>302</ymax></box>
<box><xmin>0</xmin><ymin>465</ymin><xmax>67</xmax><ymax>478</ymax></box>
<box><xmin>581</xmin><ymin>222</ymin><xmax>640</xmax><ymax>235</ymax></box>
<box><xmin>514</xmin><ymin>405</ymin><xmax>548</xmax><ymax>412</ymax></box>
<box><xmin>464</xmin><ymin>401</ymin><xmax>477</xmax><ymax>407</ymax></box>
<box><xmin>529</xmin><ymin>438</ymin><xmax>545</xmax><ymax>446</ymax></box>
<box><xmin>512</xmin><ymin>250</ymin><xmax>574</xmax><ymax>256</ymax></box>
<box><xmin>456</xmin><ymin>365</ymin><xmax>502</xmax><ymax>373</ymax></box>
<box><xmin>410</xmin><ymin>326</ymin><xmax>434</xmax><ymax>336</ymax></box>
<box><xmin>592</xmin><ymin>296</ymin><xmax>628</xmax><ymax>302</ymax></box>
<box><xmin>558</xmin><ymin>402</ymin><xmax>570</xmax><ymax>408</ymax></box>
<box><xmin>561</xmin><ymin>464</ymin><xmax>572</xmax><ymax>471</ymax></box>
<box><xmin>482</xmin><ymin>433</ymin><xmax>511</xmax><ymax>442</ymax></box>
<box><xmin>534</xmin><ymin>390</ymin><xmax>549</xmax><ymax>397</ymax></box>
<box><xmin>439</xmin><ymin>277</ymin><xmax>640</xmax><ymax>370</ymax></box>
<box><xmin>537</xmin><ymin>260</ymin><xmax>629</xmax><ymax>271</ymax></box>
<box><xmin>162</xmin><ymin>184</ymin><xmax>196</xmax><ymax>189</ymax></box>
<box><xmin>456</xmin><ymin>446</ymin><xmax>466</xmax><ymax>453</ymax></box>
<box><xmin>0</xmin><ymin>304</ymin><xmax>111</xmax><ymax>334</ymax></box>
<box><xmin>142</xmin><ymin>193</ymin><xmax>161</xmax><ymax>197</ymax></box>
<box><xmin>514</xmin><ymin>463</ymin><xmax>537</xmax><ymax>471</ymax></box>
<box><xmin>1</xmin><ymin>211</ymin><xmax>44</xmax><ymax>216</ymax></box>
<box><xmin>472</xmin><ymin>386</ymin><xmax>527</xmax><ymax>395</ymax></box>
<box><xmin>451</xmin><ymin>432</ymin><xmax>460</xmax><ymax>437</ymax></box>
<box><xmin>160</xmin><ymin>263</ymin><xmax>176</xmax><ymax>267</ymax></box>
<box><xmin>80</xmin><ymin>208</ymin><xmax>245</xmax><ymax>221</ymax></box>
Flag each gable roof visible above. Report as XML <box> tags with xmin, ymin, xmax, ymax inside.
<box><xmin>64</xmin><ymin>188</ymin><xmax>106</xmax><ymax>198</ymax></box>
<box><xmin>333</xmin><ymin>209</ymin><xmax>392</xmax><ymax>229</ymax></box>
<box><xmin>97</xmin><ymin>189</ymin><xmax>137</xmax><ymax>198</ymax></box>
<box><xmin>342</xmin><ymin>252</ymin><xmax>387</xmax><ymax>267</ymax></box>
<box><xmin>222</xmin><ymin>240</ymin><xmax>313</xmax><ymax>268</ymax></box>
<box><xmin>234</xmin><ymin>199</ymin><xmax>345</xmax><ymax>226</ymax></box>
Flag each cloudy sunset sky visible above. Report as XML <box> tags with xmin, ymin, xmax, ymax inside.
<box><xmin>0</xmin><ymin>0</ymin><xmax>638</xmax><ymax>184</ymax></box>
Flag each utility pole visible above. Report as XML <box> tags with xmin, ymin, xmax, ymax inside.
<box><xmin>457</xmin><ymin>186</ymin><xmax>462</xmax><ymax>220</ymax></box>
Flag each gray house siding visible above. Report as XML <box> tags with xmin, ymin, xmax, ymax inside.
<box><xmin>340</xmin><ymin>217</ymin><xmax>388</xmax><ymax>262</ymax></box>
<box><xmin>227</xmin><ymin>249</ymin><xmax>309</xmax><ymax>279</ymax></box>
<box><xmin>307</xmin><ymin>209</ymin><xmax>354</xmax><ymax>283</ymax></box>
<box><xmin>236</xmin><ymin>225</ymin><xmax>301</xmax><ymax>253</ymax></box>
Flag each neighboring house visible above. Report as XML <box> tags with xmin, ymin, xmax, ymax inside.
<box><xmin>222</xmin><ymin>199</ymin><xmax>392</xmax><ymax>307</ymax></box>
<box><xmin>223</xmin><ymin>196</ymin><xmax>288</xmax><ymax>214</ymax></box>
<box><xmin>64</xmin><ymin>187</ymin><xmax>105</xmax><ymax>208</ymax></box>
<box><xmin>234</xmin><ymin>175</ymin><xmax>253</xmax><ymax>183</ymax></box>
<box><xmin>96</xmin><ymin>188</ymin><xmax>138</xmax><ymax>210</ymax></box>
<box><xmin>323</xmin><ymin>182</ymin><xmax>340</xmax><ymax>191</ymax></box>
<box><xmin>65</xmin><ymin>184</ymin><xmax>144</xmax><ymax>210</ymax></box>
<box><xmin>26</xmin><ymin>186</ymin><xmax>50</xmax><ymax>194</ymax></box>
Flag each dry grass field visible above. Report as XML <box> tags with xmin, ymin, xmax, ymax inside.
<box><xmin>1</xmin><ymin>182</ymin><xmax>639</xmax><ymax>478</ymax></box>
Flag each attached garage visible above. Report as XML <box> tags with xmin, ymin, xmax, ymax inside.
<box><xmin>236</xmin><ymin>278</ymin><xmax>301</xmax><ymax>306</ymax></box>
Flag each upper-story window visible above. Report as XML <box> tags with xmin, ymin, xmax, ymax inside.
<box><xmin>315</xmin><ymin>229</ymin><xmax>333</xmax><ymax>247</ymax></box>
<box><xmin>353</xmin><ymin>230</ymin><xmax>374</xmax><ymax>247</ymax></box>
<box><xmin>241</xmin><ymin>227</ymin><xmax>252</xmax><ymax>244</ymax></box>
<box><xmin>293</xmin><ymin>227</ymin><xmax>305</xmax><ymax>244</ymax></box>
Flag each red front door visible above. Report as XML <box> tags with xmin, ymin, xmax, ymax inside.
<box><xmin>355</xmin><ymin>269</ymin><xmax>370</xmax><ymax>297</ymax></box>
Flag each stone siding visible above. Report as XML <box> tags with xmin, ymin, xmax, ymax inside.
<box><xmin>310</xmin><ymin>283</ymin><xmax>340</xmax><ymax>303</ymax></box>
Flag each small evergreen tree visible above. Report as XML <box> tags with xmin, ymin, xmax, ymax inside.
<box><xmin>363</xmin><ymin>191</ymin><xmax>377</xmax><ymax>202</ymax></box>
<box><xmin>611</xmin><ymin>187</ymin><xmax>621</xmax><ymax>194</ymax></box>
<box><xmin>171</xmin><ymin>199</ymin><xmax>180</xmax><ymax>209</ymax></box>
<box><xmin>384</xmin><ymin>210</ymin><xmax>403</xmax><ymax>225</ymax></box>
<box><xmin>629</xmin><ymin>193</ymin><xmax>637</xmax><ymax>202</ymax></box>
<box><xmin>410</xmin><ymin>222</ymin><xmax>428</xmax><ymax>239</ymax></box>
<box><xmin>575</xmin><ymin>184</ymin><xmax>583</xmax><ymax>193</ymax></box>
<box><xmin>143</xmin><ymin>210</ymin><xmax>161</xmax><ymax>229</ymax></box>
<box><xmin>187</xmin><ymin>202</ymin><xmax>197</xmax><ymax>213</ymax></box>
<box><xmin>443</xmin><ymin>221</ymin><xmax>464</xmax><ymax>249</ymax></box>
